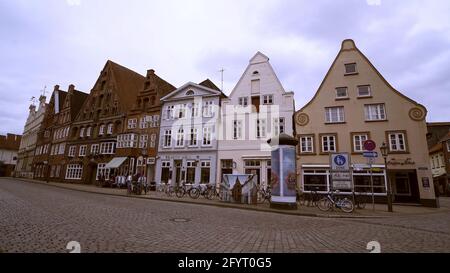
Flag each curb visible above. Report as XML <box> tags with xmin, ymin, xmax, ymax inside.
<box><xmin>7</xmin><ymin>177</ymin><xmax>389</xmax><ymax>219</ymax></box>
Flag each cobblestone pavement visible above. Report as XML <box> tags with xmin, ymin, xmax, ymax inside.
<box><xmin>1</xmin><ymin>178</ymin><xmax>450</xmax><ymax>253</ymax></box>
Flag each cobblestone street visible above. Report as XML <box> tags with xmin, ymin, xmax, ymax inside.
<box><xmin>1</xmin><ymin>178</ymin><xmax>450</xmax><ymax>253</ymax></box>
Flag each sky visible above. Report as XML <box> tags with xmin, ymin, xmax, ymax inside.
<box><xmin>1</xmin><ymin>0</ymin><xmax>449</xmax><ymax>135</ymax></box>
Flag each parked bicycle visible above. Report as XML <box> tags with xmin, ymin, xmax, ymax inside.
<box><xmin>188</xmin><ymin>184</ymin><xmax>210</xmax><ymax>199</ymax></box>
<box><xmin>256</xmin><ymin>185</ymin><xmax>271</xmax><ymax>204</ymax></box>
<box><xmin>204</xmin><ymin>185</ymin><xmax>223</xmax><ymax>200</ymax></box>
<box><xmin>317</xmin><ymin>190</ymin><xmax>354</xmax><ymax>213</ymax></box>
<box><xmin>298</xmin><ymin>187</ymin><xmax>321</xmax><ymax>207</ymax></box>
<box><xmin>353</xmin><ymin>191</ymin><xmax>367</xmax><ymax>209</ymax></box>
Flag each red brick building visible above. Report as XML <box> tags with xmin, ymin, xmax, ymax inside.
<box><xmin>0</xmin><ymin>133</ymin><xmax>22</xmax><ymax>177</ymax></box>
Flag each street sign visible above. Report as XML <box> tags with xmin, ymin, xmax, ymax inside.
<box><xmin>332</xmin><ymin>180</ymin><xmax>352</xmax><ymax>190</ymax></box>
<box><xmin>363</xmin><ymin>140</ymin><xmax>376</xmax><ymax>151</ymax></box>
<box><xmin>363</xmin><ymin>151</ymin><xmax>378</xmax><ymax>158</ymax></box>
<box><xmin>330</xmin><ymin>153</ymin><xmax>350</xmax><ymax>171</ymax></box>
<box><xmin>331</xmin><ymin>171</ymin><xmax>352</xmax><ymax>180</ymax></box>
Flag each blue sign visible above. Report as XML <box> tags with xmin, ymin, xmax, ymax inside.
<box><xmin>334</xmin><ymin>155</ymin><xmax>347</xmax><ymax>166</ymax></box>
<box><xmin>363</xmin><ymin>151</ymin><xmax>378</xmax><ymax>158</ymax></box>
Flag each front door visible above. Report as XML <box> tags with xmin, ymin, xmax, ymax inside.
<box><xmin>245</xmin><ymin>168</ymin><xmax>261</xmax><ymax>185</ymax></box>
<box><xmin>174</xmin><ymin>160</ymin><xmax>182</xmax><ymax>186</ymax></box>
<box><xmin>392</xmin><ymin>171</ymin><xmax>420</xmax><ymax>203</ymax></box>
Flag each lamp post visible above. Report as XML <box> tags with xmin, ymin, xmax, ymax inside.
<box><xmin>380</xmin><ymin>142</ymin><xmax>393</xmax><ymax>212</ymax></box>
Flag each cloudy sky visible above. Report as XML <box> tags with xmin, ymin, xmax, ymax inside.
<box><xmin>1</xmin><ymin>0</ymin><xmax>449</xmax><ymax>135</ymax></box>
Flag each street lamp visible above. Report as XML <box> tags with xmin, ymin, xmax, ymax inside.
<box><xmin>380</xmin><ymin>142</ymin><xmax>393</xmax><ymax>212</ymax></box>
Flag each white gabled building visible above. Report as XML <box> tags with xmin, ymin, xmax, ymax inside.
<box><xmin>155</xmin><ymin>79</ymin><xmax>226</xmax><ymax>186</ymax></box>
<box><xmin>216</xmin><ymin>52</ymin><xmax>295</xmax><ymax>188</ymax></box>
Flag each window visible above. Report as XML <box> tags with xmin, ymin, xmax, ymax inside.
<box><xmin>273</xmin><ymin>118</ymin><xmax>285</xmax><ymax>136</ymax></box>
<box><xmin>233</xmin><ymin>120</ymin><xmax>242</xmax><ymax>140</ymax></box>
<box><xmin>150</xmin><ymin>134</ymin><xmax>156</xmax><ymax>148</ymax></box>
<box><xmin>299</xmin><ymin>135</ymin><xmax>314</xmax><ymax>153</ymax></box>
<box><xmin>186</xmin><ymin>161</ymin><xmax>197</xmax><ymax>184</ymax></box>
<box><xmin>127</xmin><ymin>118</ymin><xmax>137</xmax><ymax>129</ymax></box>
<box><xmin>200</xmin><ymin>161</ymin><xmax>211</xmax><ymax>184</ymax></box>
<box><xmin>321</xmin><ymin>134</ymin><xmax>337</xmax><ymax>153</ymax></box>
<box><xmin>177</xmin><ymin>104</ymin><xmax>187</xmax><ymax>119</ymax></box>
<box><xmin>165</xmin><ymin>105</ymin><xmax>174</xmax><ymax>120</ymax></box>
<box><xmin>68</xmin><ymin>146</ymin><xmax>77</xmax><ymax>157</ymax></box>
<box><xmin>221</xmin><ymin>160</ymin><xmax>233</xmax><ymax>176</ymax></box>
<box><xmin>99</xmin><ymin>124</ymin><xmax>105</xmax><ymax>135</ymax></box>
<box><xmin>44</xmin><ymin>130</ymin><xmax>50</xmax><ymax>138</ymax></box>
<box><xmin>203</xmin><ymin>101</ymin><xmax>213</xmax><ymax>117</ymax></box>
<box><xmin>100</xmin><ymin>142</ymin><xmax>115</xmax><ymax>154</ymax></box>
<box><xmin>117</xmin><ymin>134</ymin><xmax>138</xmax><ymax>148</ymax></box>
<box><xmin>140</xmin><ymin>117</ymin><xmax>148</xmax><ymax>129</ymax></box>
<box><xmin>161</xmin><ymin>161</ymin><xmax>171</xmax><ymax>183</ymax></box>
<box><xmin>107</xmin><ymin>123</ymin><xmax>113</xmax><ymax>134</ymax></box>
<box><xmin>65</xmin><ymin>164</ymin><xmax>83</xmax><ymax>180</ymax></box>
<box><xmin>86</xmin><ymin>127</ymin><xmax>92</xmax><ymax>137</ymax></box>
<box><xmin>202</xmin><ymin>126</ymin><xmax>212</xmax><ymax>146</ymax></box>
<box><xmin>365</xmin><ymin>104</ymin><xmax>386</xmax><ymax>121</ymax></box>
<box><xmin>58</xmin><ymin>143</ymin><xmax>65</xmax><ymax>155</ymax></box>
<box><xmin>238</xmin><ymin>97</ymin><xmax>248</xmax><ymax>107</ymax></box>
<box><xmin>352</xmin><ymin>133</ymin><xmax>369</xmax><ymax>152</ymax></box>
<box><xmin>90</xmin><ymin>144</ymin><xmax>99</xmax><ymax>155</ymax></box>
<box><xmin>163</xmin><ymin>129</ymin><xmax>172</xmax><ymax>147</ymax></box>
<box><xmin>262</xmin><ymin>95</ymin><xmax>273</xmax><ymax>105</ymax></box>
<box><xmin>189</xmin><ymin>128</ymin><xmax>198</xmax><ymax>146</ymax></box>
<box><xmin>153</xmin><ymin>115</ymin><xmax>160</xmax><ymax>127</ymax></box>
<box><xmin>186</xmin><ymin>90</ymin><xmax>194</xmax><ymax>96</ymax></box>
<box><xmin>191</xmin><ymin>103</ymin><xmax>199</xmax><ymax>117</ymax></box>
<box><xmin>336</xmin><ymin>87</ymin><xmax>348</xmax><ymax>98</ymax></box>
<box><xmin>388</xmin><ymin>131</ymin><xmax>407</xmax><ymax>152</ymax></box>
<box><xmin>325</xmin><ymin>107</ymin><xmax>345</xmax><ymax>123</ymax></box>
<box><xmin>80</xmin><ymin>128</ymin><xmax>85</xmax><ymax>138</ymax></box>
<box><xmin>176</xmin><ymin>128</ymin><xmax>184</xmax><ymax>147</ymax></box>
<box><xmin>256</xmin><ymin>119</ymin><xmax>266</xmax><ymax>138</ymax></box>
<box><xmin>79</xmin><ymin>145</ymin><xmax>87</xmax><ymax>157</ymax></box>
<box><xmin>139</xmin><ymin>134</ymin><xmax>148</xmax><ymax>148</ymax></box>
<box><xmin>96</xmin><ymin>163</ymin><xmax>110</xmax><ymax>181</ymax></box>
<box><xmin>345</xmin><ymin>63</ymin><xmax>357</xmax><ymax>74</ymax></box>
<box><xmin>358</xmin><ymin>85</ymin><xmax>371</xmax><ymax>97</ymax></box>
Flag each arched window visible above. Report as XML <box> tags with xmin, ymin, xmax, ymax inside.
<box><xmin>252</xmin><ymin>71</ymin><xmax>259</xmax><ymax>75</ymax></box>
<box><xmin>185</xmin><ymin>90</ymin><xmax>194</xmax><ymax>96</ymax></box>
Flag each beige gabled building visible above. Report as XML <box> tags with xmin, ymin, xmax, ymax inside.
<box><xmin>294</xmin><ymin>39</ymin><xmax>438</xmax><ymax>207</ymax></box>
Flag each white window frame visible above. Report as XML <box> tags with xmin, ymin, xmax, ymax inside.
<box><xmin>86</xmin><ymin>127</ymin><xmax>92</xmax><ymax>137</ymax></box>
<box><xmin>262</xmin><ymin>95</ymin><xmax>274</xmax><ymax>105</ymax></box>
<box><xmin>107</xmin><ymin>123</ymin><xmax>113</xmax><ymax>134</ymax></box>
<box><xmin>189</xmin><ymin>128</ymin><xmax>198</xmax><ymax>146</ymax></box>
<box><xmin>300</xmin><ymin>136</ymin><xmax>314</xmax><ymax>153</ymax></box>
<box><xmin>321</xmin><ymin>135</ymin><xmax>336</xmax><ymax>153</ymax></box>
<box><xmin>202</xmin><ymin>126</ymin><xmax>212</xmax><ymax>146</ymax></box>
<box><xmin>80</xmin><ymin>127</ymin><xmax>85</xmax><ymax>138</ymax></box>
<box><xmin>127</xmin><ymin>118</ymin><xmax>137</xmax><ymax>129</ymax></box>
<box><xmin>389</xmin><ymin>132</ymin><xmax>406</xmax><ymax>152</ymax></box>
<box><xmin>336</xmin><ymin>87</ymin><xmax>348</xmax><ymax>98</ymax></box>
<box><xmin>65</xmin><ymin>164</ymin><xmax>83</xmax><ymax>180</ymax></box>
<box><xmin>163</xmin><ymin>129</ymin><xmax>172</xmax><ymax>148</ymax></box>
<box><xmin>58</xmin><ymin>143</ymin><xmax>65</xmax><ymax>155</ymax></box>
<box><xmin>273</xmin><ymin>117</ymin><xmax>285</xmax><ymax>136</ymax></box>
<box><xmin>150</xmin><ymin>134</ymin><xmax>156</xmax><ymax>148</ymax></box>
<box><xmin>139</xmin><ymin>134</ymin><xmax>148</xmax><ymax>149</ymax></box>
<box><xmin>345</xmin><ymin>63</ymin><xmax>357</xmax><ymax>74</ymax></box>
<box><xmin>357</xmin><ymin>85</ymin><xmax>372</xmax><ymax>97</ymax></box>
<box><xmin>233</xmin><ymin>120</ymin><xmax>242</xmax><ymax>140</ymax></box>
<box><xmin>79</xmin><ymin>145</ymin><xmax>87</xmax><ymax>157</ymax></box>
<box><xmin>365</xmin><ymin>104</ymin><xmax>386</xmax><ymax>121</ymax></box>
<box><xmin>100</xmin><ymin>142</ymin><xmax>116</xmax><ymax>154</ymax></box>
<box><xmin>256</xmin><ymin>119</ymin><xmax>266</xmax><ymax>138</ymax></box>
<box><xmin>90</xmin><ymin>144</ymin><xmax>99</xmax><ymax>155</ymax></box>
<box><xmin>99</xmin><ymin>124</ymin><xmax>105</xmax><ymax>135</ymax></box>
<box><xmin>68</xmin><ymin>145</ymin><xmax>77</xmax><ymax>157</ymax></box>
<box><xmin>238</xmin><ymin>97</ymin><xmax>248</xmax><ymax>107</ymax></box>
<box><xmin>203</xmin><ymin>101</ymin><xmax>214</xmax><ymax>117</ymax></box>
<box><xmin>353</xmin><ymin>134</ymin><xmax>369</xmax><ymax>152</ymax></box>
<box><xmin>325</xmin><ymin>107</ymin><xmax>345</xmax><ymax>123</ymax></box>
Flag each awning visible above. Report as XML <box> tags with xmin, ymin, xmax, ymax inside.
<box><xmin>104</xmin><ymin>157</ymin><xmax>128</xmax><ymax>169</ymax></box>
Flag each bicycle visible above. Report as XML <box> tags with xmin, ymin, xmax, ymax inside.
<box><xmin>256</xmin><ymin>186</ymin><xmax>271</xmax><ymax>204</ymax></box>
<box><xmin>353</xmin><ymin>191</ymin><xmax>366</xmax><ymax>210</ymax></box>
<box><xmin>188</xmin><ymin>184</ymin><xmax>209</xmax><ymax>199</ymax></box>
<box><xmin>317</xmin><ymin>190</ymin><xmax>354</xmax><ymax>213</ymax></box>
<box><xmin>204</xmin><ymin>185</ymin><xmax>223</xmax><ymax>200</ymax></box>
<box><xmin>298</xmin><ymin>187</ymin><xmax>321</xmax><ymax>207</ymax></box>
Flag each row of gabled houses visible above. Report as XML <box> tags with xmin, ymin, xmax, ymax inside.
<box><xmin>15</xmin><ymin>39</ymin><xmax>444</xmax><ymax>207</ymax></box>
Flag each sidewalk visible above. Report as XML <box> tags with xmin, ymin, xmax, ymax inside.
<box><xmin>9</xmin><ymin>177</ymin><xmax>450</xmax><ymax>219</ymax></box>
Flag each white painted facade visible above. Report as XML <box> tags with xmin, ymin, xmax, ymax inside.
<box><xmin>216</xmin><ymin>52</ymin><xmax>295</xmax><ymax>188</ymax></box>
<box><xmin>155</xmin><ymin>82</ymin><xmax>224</xmax><ymax>186</ymax></box>
<box><xmin>16</xmin><ymin>95</ymin><xmax>47</xmax><ymax>178</ymax></box>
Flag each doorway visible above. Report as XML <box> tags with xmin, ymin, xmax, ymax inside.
<box><xmin>174</xmin><ymin>160</ymin><xmax>182</xmax><ymax>186</ymax></box>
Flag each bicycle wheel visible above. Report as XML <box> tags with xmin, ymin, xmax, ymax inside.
<box><xmin>189</xmin><ymin>188</ymin><xmax>200</xmax><ymax>199</ymax></box>
<box><xmin>317</xmin><ymin>197</ymin><xmax>332</xmax><ymax>212</ymax></box>
<box><xmin>340</xmin><ymin>198</ymin><xmax>354</xmax><ymax>213</ymax></box>
<box><xmin>256</xmin><ymin>191</ymin><xmax>266</xmax><ymax>204</ymax></box>
<box><xmin>175</xmin><ymin>187</ymin><xmax>186</xmax><ymax>198</ymax></box>
<box><xmin>165</xmin><ymin>186</ymin><xmax>173</xmax><ymax>197</ymax></box>
<box><xmin>298</xmin><ymin>195</ymin><xmax>306</xmax><ymax>206</ymax></box>
<box><xmin>357</xmin><ymin>200</ymin><xmax>366</xmax><ymax>209</ymax></box>
<box><xmin>205</xmin><ymin>188</ymin><xmax>214</xmax><ymax>200</ymax></box>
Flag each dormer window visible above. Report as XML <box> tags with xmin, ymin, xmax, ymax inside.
<box><xmin>344</xmin><ymin>63</ymin><xmax>357</xmax><ymax>75</ymax></box>
<box><xmin>186</xmin><ymin>90</ymin><xmax>195</xmax><ymax>96</ymax></box>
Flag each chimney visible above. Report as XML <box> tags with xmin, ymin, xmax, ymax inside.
<box><xmin>29</xmin><ymin>104</ymin><xmax>36</xmax><ymax>113</ymax></box>
<box><xmin>54</xmin><ymin>84</ymin><xmax>60</xmax><ymax>91</ymax></box>
<box><xmin>147</xmin><ymin>69</ymin><xmax>155</xmax><ymax>77</ymax></box>
<box><xmin>68</xmin><ymin>84</ymin><xmax>75</xmax><ymax>94</ymax></box>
